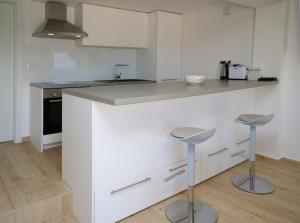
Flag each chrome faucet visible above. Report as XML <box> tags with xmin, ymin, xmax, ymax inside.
<box><xmin>114</xmin><ymin>64</ymin><xmax>129</xmax><ymax>80</ymax></box>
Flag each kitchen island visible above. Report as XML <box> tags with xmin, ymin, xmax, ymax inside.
<box><xmin>62</xmin><ymin>80</ymin><xmax>278</xmax><ymax>223</ymax></box>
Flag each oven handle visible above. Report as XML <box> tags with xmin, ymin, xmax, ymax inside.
<box><xmin>49</xmin><ymin>99</ymin><xmax>62</xmax><ymax>103</ymax></box>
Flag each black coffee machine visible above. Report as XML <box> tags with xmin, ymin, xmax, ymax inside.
<box><xmin>220</xmin><ymin>60</ymin><xmax>231</xmax><ymax>80</ymax></box>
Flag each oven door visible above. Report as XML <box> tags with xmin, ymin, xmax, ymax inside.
<box><xmin>43</xmin><ymin>97</ymin><xmax>62</xmax><ymax>135</ymax></box>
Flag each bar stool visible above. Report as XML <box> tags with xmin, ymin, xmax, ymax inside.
<box><xmin>166</xmin><ymin>127</ymin><xmax>218</xmax><ymax>223</ymax></box>
<box><xmin>231</xmin><ymin>114</ymin><xmax>275</xmax><ymax>194</ymax></box>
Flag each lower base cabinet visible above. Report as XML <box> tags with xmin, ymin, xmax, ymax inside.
<box><xmin>228</xmin><ymin>138</ymin><xmax>250</xmax><ymax>168</ymax></box>
<box><xmin>200</xmin><ymin>146</ymin><xmax>231</xmax><ymax>181</ymax></box>
<box><xmin>95</xmin><ymin>172</ymin><xmax>158</xmax><ymax>223</ymax></box>
<box><xmin>158</xmin><ymin>159</ymin><xmax>201</xmax><ymax>201</ymax></box>
<box><xmin>94</xmin><ymin>139</ymin><xmax>250</xmax><ymax>223</ymax></box>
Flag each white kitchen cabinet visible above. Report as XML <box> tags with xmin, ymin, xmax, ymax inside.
<box><xmin>62</xmin><ymin>88</ymin><xmax>256</xmax><ymax>223</ymax></box>
<box><xmin>75</xmin><ymin>4</ymin><xmax>148</xmax><ymax>48</ymax></box>
<box><xmin>118</xmin><ymin>9</ymin><xmax>148</xmax><ymax>48</ymax></box>
<box><xmin>75</xmin><ymin>4</ymin><xmax>118</xmax><ymax>47</ymax></box>
<box><xmin>200</xmin><ymin>145</ymin><xmax>231</xmax><ymax>181</ymax></box>
<box><xmin>158</xmin><ymin>159</ymin><xmax>201</xmax><ymax>201</ymax></box>
<box><xmin>156</xmin><ymin>12</ymin><xmax>182</xmax><ymax>81</ymax></box>
<box><xmin>228</xmin><ymin>138</ymin><xmax>249</xmax><ymax>168</ymax></box>
<box><xmin>30</xmin><ymin>87</ymin><xmax>43</xmax><ymax>152</ymax></box>
<box><xmin>95</xmin><ymin>172</ymin><xmax>158</xmax><ymax>223</ymax></box>
<box><xmin>137</xmin><ymin>11</ymin><xmax>182</xmax><ymax>81</ymax></box>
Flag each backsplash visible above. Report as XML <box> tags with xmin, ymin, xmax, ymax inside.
<box><xmin>22</xmin><ymin>0</ymin><xmax>137</xmax><ymax>137</ymax></box>
<box><xmin>23</xmin><ymin>1</ymin><xmax>137</xmax><ymax>82</ymax></box>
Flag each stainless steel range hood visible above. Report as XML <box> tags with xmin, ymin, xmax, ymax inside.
<box><xmin>32</xmin><ymin>2</ymin><xmax>88</xmax><ymax>40</ymax></box>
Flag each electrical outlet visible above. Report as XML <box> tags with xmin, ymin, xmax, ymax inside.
<box><xmin>26</xmin><ymin>63</ymin><xmax>37</xmax><ymax>71</ymax></box>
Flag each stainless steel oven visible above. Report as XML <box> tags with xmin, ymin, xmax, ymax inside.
<box><xmin>43</xmin><ymin>89</ymin><xmax>62</xmax><ymax>135</ymax></box>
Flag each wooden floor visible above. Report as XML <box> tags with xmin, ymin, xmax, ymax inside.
<box><xmin>0</xmin><ymin>141</ymin><xmax>299</xmax><ymax>223</ymax></box>
<box><xmin>121</xmin><ymin>156</ymin><xmax>300</xmax><ymax>223</ymax></box>
<box><xmin>0</xmin><ymin>141</ymin><xmax>77</xmax><ymax>223</ymax></box>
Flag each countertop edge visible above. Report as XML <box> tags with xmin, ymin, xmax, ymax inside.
<box><xmin>62</xmin><ymin>80</ymin><xmax>279</xmax><ymax>106</ymax></box>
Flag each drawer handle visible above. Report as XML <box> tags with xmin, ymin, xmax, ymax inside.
<box><xmin>110</xmin><ymin>177</ymin><xmax>152</xmax><ymax>195</ymax></box>
<box><xmin>208</xmin><ymin>148</ymin><xmax>229</xmax><ymax>157</ymax></box>
<box><xmin>236</xmin><ymin>138</ymin><xmax>250</xmax><ymax>145</ymax></box>
<box><xmin>49</xmin><ymin>99</ymin><xmax>62</xmax><ymax>103</ymax></box>
<box><xmin>164</xmin><ymin>170</ymin><xmax>186</xmax><ymax>182</ymax></box>
<box><xmin>168</xmin><ymin>160</ymin><xmax>196</xmax><ymax>172</ymax></box>
<box><xmin>161</xmin><ymin>78</ymin><xmax>178</xmax><ymax>81</ymax></box>
<box><xmin>169</xmin><ymin>163</ymin><xmax>187</xmax><ymax>172</ymax></box>
<box><xmin>231</xmin><ymin>150</ymin><xmax>246</xmax><ymax>158</ymax></box>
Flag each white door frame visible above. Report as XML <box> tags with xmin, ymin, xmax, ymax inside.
<box><xmin>0</xmin><ymin>0</ymin><xmax>23</xmax><ymax>143</ymax></box>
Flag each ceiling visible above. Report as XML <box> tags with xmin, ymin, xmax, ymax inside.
<box><xmin>226</xmin><ymin>0</ymin><xmax>281</xmax><ymax>8</ymax></box>
<box><xmin>31</xmin><ymin>0</ymin><xmax>282</xmax><ymax>13</ymax></box>
<box><xmin>31</xmin><ymin>0</ymin><xmax>225</xmax><ymax>13</ymax></box>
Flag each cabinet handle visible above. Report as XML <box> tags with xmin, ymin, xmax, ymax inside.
<box><xmin>208</xmin><ymin>148</ymin><xmax>229</xmax><ymax>157</ymax></box>
<box><xmin>168</xmin><ymin>160</ymin><xmax>196</xmax><ymax>172</ymax></box>
<box><xmin>110</xmin><ymin>177</ymin><xmax>152</xmax><ymax>195</ymax></box>
<box><xmin>161</xmin><ymin>79</ymin><xmax>178</xmax><ymax>81</ymax></box>
<box><xmin>164</xmin><ymin>170</ymin><xmax>186</xmax><ymax>182</ymax></box>
<box><xmin>49</xmin><ymin>99</ymin><xmax>62</xmax><ymax>103</ymax></box>
<box><xmin>236</xmin><ymin>138</ymin><xmax>250</xmax><ymax>145</ymax></box>
<box><xmin>231</xmin><ymin>150</ymin><xmax>246</xmax><ymax>157</ymax></box>
<box><xmin>169</xmin><ymin>163</ymin><xmax>187</xmax><ymax>172</ymax></box>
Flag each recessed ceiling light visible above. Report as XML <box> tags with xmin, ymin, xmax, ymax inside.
<box><xmin>48</xmin><ymin>33</ymin><xmax>55</xmax><ymax>36</ymax></box>
<box><xmin>75</xmin><ymin>35</ymin><xmax>82</xmax><ymax>38</ymax></box>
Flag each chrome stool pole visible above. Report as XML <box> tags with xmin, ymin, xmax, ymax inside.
<box><xmin>232</xmin><ymin>114</ymin><xmax>275</xmax><ymax>195</ymax></box>
<box><xmin>165</xmin><ymin>127</ymin><xmax>218</xmax><ymax>223</ymax></box>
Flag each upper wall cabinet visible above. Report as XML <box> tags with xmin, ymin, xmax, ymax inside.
<box><xmin>118</xmin><ymin>10</ymin><xmax>148</xmax><ymax>48</ymax></box>
<box><xmin>75</xmin><ymin>4</ymin><xmax>148</xmax><ymax>48</ymax></box>
<box><xmin>136</xmin><ymin>11</ymin><xmax>182</xmax><ymax>82</ymax></box>
<box><xmin>156</xmin><ymin>12</ymin><xmax>182</xmax><ymax>81</ymax></box>
<box><xmin>227</xmin><ymin>0</ymin><xmax>279</xmax><ymax>8</ymax></box>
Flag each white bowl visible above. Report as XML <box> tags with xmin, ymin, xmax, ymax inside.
<box><xmin>185</xmin><ymin>75</ymin><xmax>206</xmax><ymax>85</ymax></box>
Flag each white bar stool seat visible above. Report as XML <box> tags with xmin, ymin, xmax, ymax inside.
<box><xmin>165</xmin><ymin>127</ymin><xmax>218</xmax><ymax>223</ymax></box>
<box><xmin>232</xmin><ymin>113</ymin><xmax>275</xmax><ymax>194</ymax></box>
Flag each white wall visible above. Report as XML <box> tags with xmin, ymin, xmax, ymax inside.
<box><xmin>253</xmin><ymin>0</ymin><xmax>300</xmax><ymax>162</ymax></box>
<box><xmin>22</xmin><ymin>0</ymin><xmax>137</xmax><ymax>137</ymax></box>
<box><xmin>182</xmin><ymin>3</ymin><xmax>254</xmax><ymax>78</ymax></box>
<box><xmin>0</xmin><ymin>2</ymin><xmax>14</xmax><ymax>142</ymax></box>
<box><xmin>253</xmin><ymin>0</ymin><xmax>288</xmax><ymax>159</ymax></box>
<box><xmin>280</xmin><ymin>0</ymin><xmax>300</xmax><ymax>161</ymax></box>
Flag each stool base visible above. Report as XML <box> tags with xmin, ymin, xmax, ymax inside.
<box><xmin>165</xmin><ymin>200</ymin><xmax>218</xmax><ymax>223</ymax></box>
<box><xmin>232</xmin><ymin>174</ymin><xmax>275</xmax><ymax>194</ymax></box>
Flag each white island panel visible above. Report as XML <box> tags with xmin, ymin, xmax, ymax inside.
<box><xmin>62</xmin><ymin>87</ymin><xmax>258</xmax><ymax>223</ymax></box>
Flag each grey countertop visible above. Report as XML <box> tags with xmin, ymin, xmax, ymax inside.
<box><xmin>30</xmin><ymin>81</ymin><xmax>101</xmax><ymax>89</ymax></box>
<box><xmin>30</xmin><ymin>80</ymin><xmax>156</xmax><ymax>89</ymax></box>
<box><xmin>62</xmin><ymin>79</ymin><xmax>278</xmax><ymax>106</ymax></box>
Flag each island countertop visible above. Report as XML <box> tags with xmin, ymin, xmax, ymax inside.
<box><xmin>62</xmin><ymin>79</ymin><xmax>278</xmax><ymax>106</ymax></box>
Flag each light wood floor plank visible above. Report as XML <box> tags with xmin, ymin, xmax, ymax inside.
<box><xmin>1</xmin><ymin>142</ymin><xmax>300</xmax><ymax>223</ymax></box>
<box><xmin>0</xmin><ymin>142</ymin><xmax>70</xmax><ymax>209</ymax></box>
<box><xmin>0</xmin><ymin>176</ymin><xmax>14</xmax><ymax>215</ymax></box>
<box><xmin>121</xmin><ymin>157</ymin><xmax>300</xmax><ymax>223</ymax></box>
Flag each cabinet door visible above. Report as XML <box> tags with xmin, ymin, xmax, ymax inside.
<box><xmin>158</xmin><ymin>158</ymin><xmax>201</xmax><ymax>201</ymax></box>
<box><xmin>200</xmin><ymin>146</ymin><xmax>230</xmax><ymax>181</ymax></box>
<box><xmin>95</xmin><ymin>173</ymin><xmax>157</xmax><ymax>223</ymax></box>
<box><xmin>228</xmin><ymin>138</ymin><xmax>249</xmax><ymax>168</ymax></box>
<box><xmin>156</xmin><ymin>12</ymin><xmax>182</xmax><ymax>81</ymax></box>
<box><xmin>158</xmin><ymin>161</ymin><xmax>187</xmax><ymax>201</ymax></box>
<box><xmin>79</xmin><ymin>4</ymin><xmax>118</xmax><ymax>46</ymax></box>
<box><xmin>117</xmin><ymin>10</ymin><xmax>148</xmax><ymax>48</ymax></box>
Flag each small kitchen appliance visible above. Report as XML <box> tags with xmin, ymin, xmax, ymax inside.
<box><xmin>228</xmin><ymin>64</ymin><xmax>248</xmax><ymax>80</ymax></box>
<box><xmin>219</xmin><ymin>60</ymin><xmax>231</xmax><ymax>80</ymax></box>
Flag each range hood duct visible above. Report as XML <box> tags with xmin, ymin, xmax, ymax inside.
<box><xmin>32</xmin><ymin>2</ymin><xmax>88</xmax><ymax>40</ymax></box>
